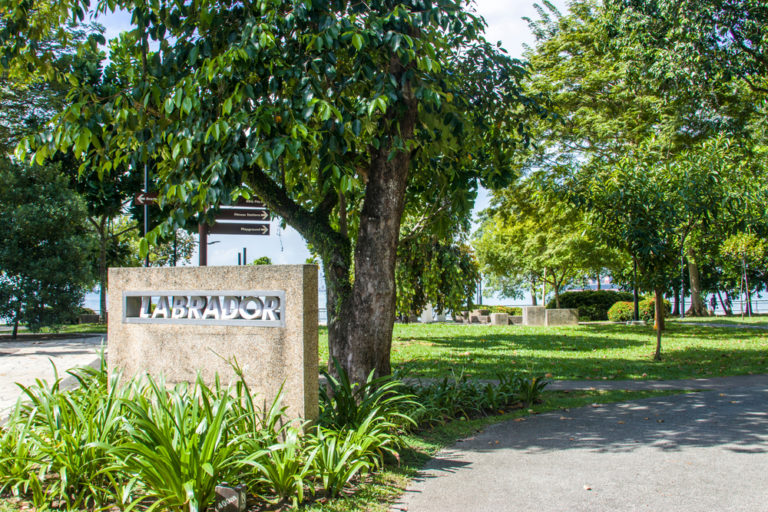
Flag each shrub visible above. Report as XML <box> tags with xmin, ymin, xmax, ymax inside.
<box><xmin>547</xmin><ymin>290</ymin><xmax>634</xmax><ymax>320</ymax></box>
<box><xmin>487</xmin><ymin>305</ymin><xmax>522</xmax><ymax>316</ymax></box>
<box><xmin>639</xmin><ymin>298</ymin><xmax>671</xmax><ymax>321</ymax></box>
<box><xmin>399</xmin><ymin>370</ymin><xmax>549</xmax><ymax>425</ymax></box>
<box><xmin>10</xmin><ymin>361</ymin><xmax>126</xmax><ymax>510</ymax></box>
<box><xmin>113</xmin><ymin>376</ymin><xmax>245</xmax><ymax>512</ymax></box>
<box><xmin>3</xmin><ymin>358</ymin><xmax>553</xmax><ymax>510</ymax></box>
<box><xmin>319</xmin><ymin>359</ymin><xmax>417</xmax><ymax>431</ymax></box>
<box><xmin>607</xmin><ymin>301</ymin><xmax>635</xmax><ymax>322</ymax></box>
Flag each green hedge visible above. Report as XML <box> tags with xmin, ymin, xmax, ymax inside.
<box><xmin>607</xmin><ymin>298</ymin><xmax>671</xmax><ymax>322</ymax></box>
<box><xmin>547</xmin><ymin>290</ymin><xmax>634</xmax><ymax>321</ymax></box>
<box><xmin>487</xmin><ymin>305</ymin><xmax>523</xmax><ymax>316</ymax></box>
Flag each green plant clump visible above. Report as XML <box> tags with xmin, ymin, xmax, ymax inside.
<box><xmin>607</xmin><ymin>301</ymin><xmax>635</xmax><ymax>322</ymax></box>
<box><xmin>0</xmin><ymin>355</ymin><xmax>552</xmax><ymax>510</ymax></box>
<box><xmin>487</xmin><ymin>305</ymin><xmax>523</xmax><ymax>316</ymax></box>
<box><xmin>547</xmin><ymin>290</ymin><xmax>634</xmax><ymax>320</ymax></box>
<box><xmin>606</xmin><ymin>298</ymin><xmax>671</xmax><ymax>322</ymax></box>
<box><xmin>639</xmin><ymin>298</ymin><xmax>671</xmax><ymax>321</ymax></box>
<box><xmin>0</xmin><ymin>358</ymin><xmax>420</xmax><ymax>511</ymax></box>
<box><xmin>399</xmin><ymin>370</ymin><xmax>549</xmax><ymax>425</ymax></box>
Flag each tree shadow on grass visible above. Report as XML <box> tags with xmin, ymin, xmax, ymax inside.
<box><xmin>395</xmin><ymin>346</ymin><xmax>768</xmax><ymax>381</ymax></box>
<box><xmin>397</xmin><ymin>331</ymin><xmax>647</xmax><ymax>352</ymax></box>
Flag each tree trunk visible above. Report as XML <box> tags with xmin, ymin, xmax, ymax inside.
<box><xmin>11</xmin><ymin>302</ymin><xmax>21</xmax><ymax>339</ymax></box>
<box><xmin>686</xmin><ymin>248</ymin><xmax>706</xmax><ymax>317</ymax></box>
<box><xmin>98</xmin><ymin>217</ymin><xmax>108</xmax><ymax>323</ymax></box>
<box><xmin>553</xmin><ymin>283</ymin><xmax>560</xmax><ymax>308</ymax></box>
<box><xmin>723</xmin><ymin>290</ymin><xmax>734</xmax><ymax>316</ymax></box>
<box><xmin>325</xmin><ymin>63</ymin><xmax>417</xmax><ymax>384</ymax></box>
<box><xmin>744</xmin><ymin>261</ymin><xmax>752</xmax><ymax>317</ymax></box>
<box><xmin>653</xmin><ymin>287</ymin><xmax>663</xmax><ymax>361</ymax></box>
<box><xmin>716</xmin><ymin>289</ymin><xmax>729</xmax><ymax>316</ymax></box>
<box><xmin>672</xmin><ymin>285</ymin><xmax>680</xmax><ymax>316</ymax></box>
<box><xmin>247</xmin><ymin>57</ymin><xmax>416</xmax><ymax>386</ymax></box>
<box><xmin>328</xmin><ymin>119</ymin><xmax>415</xmax><ymax>384</ymax></box>
<box><xmin>596</xmin><ymin>272</ymin><xmax>601</xmax><ymax>290</ymax></box>
<box><xmin>530</xmin><ymin>278</ymin><xmax>537</xmax><ymax>306</ymax></box>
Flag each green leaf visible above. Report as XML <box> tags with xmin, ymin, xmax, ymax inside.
<box><xmin>352</xmin><ymin>33</ymin><xmax>363</xmax><ymax>51</ymax></box>
<box><xmin>139</xmin><ymin>238</ymin><xmax>149</xmax><ymax>258</ymax></box>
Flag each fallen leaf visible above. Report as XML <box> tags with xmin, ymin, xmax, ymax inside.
<box><xmin>583</xmin><ymin>485</ymin><xmax>592</xmax><ymax>491</ymax></box>
<box><xmin>617</xmin><ymin>421</ymin><xmax>625</xmax><ymax>424</ymax></box>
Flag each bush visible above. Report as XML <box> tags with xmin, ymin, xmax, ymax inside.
<box><xmin>487</xmin><ymin>305</ymin><xmax>522</xmax><ymax>316</ymax></box>
<box><xmin>397</xmin><ymin>370</ymin><xmax>549</xmax><ymax>426</ymax></box>
<box><xmin>607</xmin><ymin>298</ymin><xmax>672</xmax><ymax>322</ymax></box>
<box><xmin>547</xmin><ymin>290</ymin><xmax>634</xmax><ymax>321</ymax></box>
<box><xmin>607</xmin><ymin>301</ymin><xmax>634</xmax><ymax>322</ymax></box>
<box><xmin>639</xmin><ymin>298</ymin><xmax>671</xmax><ymax>322</ymax></box>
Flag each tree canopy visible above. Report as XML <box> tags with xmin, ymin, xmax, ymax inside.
<box><xmin>0</xmin><ymin>161</ymin><xmax>96</xmax><ymax>336</ymax></box>
<box><xmin>1</xmin><ymin>0</ymin><xmax>542</xmax><ymax>383</ymax></box>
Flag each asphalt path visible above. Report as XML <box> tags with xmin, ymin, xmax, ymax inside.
<box><xmin>396</xmin><ymin>380</ymin><xmax>768</xmax><ymax>512</ymax></box>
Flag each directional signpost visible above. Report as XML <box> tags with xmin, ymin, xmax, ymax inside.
<box><xmin>199</xmin><ymin>196</ymin><xmax>271</xmax><ymax>266</ymax></box>
<box><xmin>133</xmin><ymin>192</ymin><xmax>158</xmax><ymax>206</ymax></box>
<box><xmin>214</xmin><ymin>208</ymin><xmax>270</xmax><ymax>222</ymax></box>
<box><xmin>208</xmin><ymin>223</ymin><xmax>270</xmax><ymax>236</ymax></box>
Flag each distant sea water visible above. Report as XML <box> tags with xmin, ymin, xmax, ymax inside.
<box><xmin>82</xmin><ymin>287</ymin><xmax>768</xmax><ymax>318</ymax></box>
<box><xmin>83</xmin><ymin>290</ymin><xmax>101</xmax><ymax>313</ymax></box>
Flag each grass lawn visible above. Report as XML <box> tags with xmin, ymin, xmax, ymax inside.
<box><xmin>319</xmin><ymin>322</ymin><xmax>768</xmax><ymax>381</ymax></box>
<box><xmin>39</xmin><ymin>323</ymin><xmax>107</xmax><ymax>334</ymax></box>
<box><xmin>672</xmin><ymin>315</ymin><xmax>768</xmax><ymax>327</ymax></box>
<box><xmin>0</xmin><ymin>323</ymin><xmax>107</xmax><ymax>337</ymax></box>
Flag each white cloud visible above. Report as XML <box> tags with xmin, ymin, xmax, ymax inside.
<box><xmin>474</xmin><ymin>0</ymin><xmax>568</xmax><ymax>59</ymax></box>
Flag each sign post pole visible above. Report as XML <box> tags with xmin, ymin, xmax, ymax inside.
<box><xmin>144</xmin><ymin>163</ymin><xmax>149</xmax><ymax>267</ymax></box>
<box><xmin>199</xmin><ymin>222</ymin><xmax>208</xmax><ymax>266</ymax></box>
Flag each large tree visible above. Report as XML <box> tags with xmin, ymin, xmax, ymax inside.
<box><xmin>2</xmin><ymin>0</ymin><xmax>541</xmax><ymax>383</ymax></box>
<box><xmin>475</xmin><ymin>178</ymin><xmax>623</xmax><ymax>307</ymax></box>
<box><xmin>0</xmin><ymin>160</ymin><xmax>96</xmax><ymax>337</ymax></box>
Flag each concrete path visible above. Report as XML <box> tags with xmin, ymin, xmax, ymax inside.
<box><xmin>682</xmin><ymin>322</ymin><xmax>768</xmax><ymax>330</ymax></box>
<box><xmin>396</xmin><ymin>378</ymin><xmax>768</xmax><ymax>512</ymax></box>
<box><xmin>0</xmin><ymin>335</ymin><xmax>106</xmax><ymax>414</ymax></box>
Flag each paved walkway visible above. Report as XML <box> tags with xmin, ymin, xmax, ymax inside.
<box><xmin>683</xmin><ymin>321</ymin><xmax>768</xmax><ymax>330</ymax></box>
<box><xmin>396</xmin><ymin>376</ymin><xmax>768</xmax><ymax>512</ymax></box>
<box><xmin>0</xmin><ymin>335</ymin><xmax>106</xmax><ymax>414</ymax></box>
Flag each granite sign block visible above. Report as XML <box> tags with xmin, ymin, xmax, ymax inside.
<box><xmin>108</xmin><ymin>265</ymin><xmax>318</xmax><ymax>421</ymax></box>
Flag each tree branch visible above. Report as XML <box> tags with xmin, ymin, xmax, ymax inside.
<box><xmin>244</xmin><ymin>165</ymin><xmax>347</xmax><ymax>254</ymax></box>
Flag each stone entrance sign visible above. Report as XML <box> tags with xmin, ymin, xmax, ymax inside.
<box><xmin>108</xmin><ymin>265</ymin><xmax>318</xmax><ymax>421</ymax></box>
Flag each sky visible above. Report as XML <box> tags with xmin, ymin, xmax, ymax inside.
<box><xmin>93</xmin><ymin>0</ymin><xmax>570</xmax><ymax>269</ymax></box>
